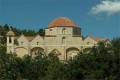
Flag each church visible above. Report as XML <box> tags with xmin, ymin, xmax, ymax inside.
<box><xmin>6</xmin><ymin>17</ymin><xmax>109</xmax><ymax>60</ymax></box>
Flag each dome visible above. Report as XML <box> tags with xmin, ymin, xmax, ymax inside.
<box><xmin>6</xmin><ymin>30</ymin><xmax>15</xmax><ymax>36</ymax></box>
<box><xmin>48</xmin><ymin>17</ymin><xmax>79</xmax><ymax>28</ymax></box>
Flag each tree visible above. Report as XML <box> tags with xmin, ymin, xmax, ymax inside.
<box><xmin>45</xmin><ymin>61</ymin><xmax>68</xmax><ymax>80</ymax></box>
<box><xmin>1</xmin><ymin>35</ymin><xmax>7</xmax><ymax>45</ymax></box>
<box><xmin>3</xmin><ymin>24</ymin><xmax>9</xmax><ymax>31</ymax></box>
<box><xmin>37</xmin><ymin>29</ymin><xmax>45</xmax><ymax>36</ymax></box>
<box><xmin>67</xmin><ymin>38</ymin><xmax>120</xmax><ymax>80</ymax></box>
<box><xmin>0</xmin><ymin>49</ymin><xmax>23</xmax><ymax>80</ymax></box>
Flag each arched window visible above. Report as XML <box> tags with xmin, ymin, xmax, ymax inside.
<box><xmin>21</xmin><ymin>42</ymin><xmax>23</xmax><ymax>45</ymax></box>
<box><xmin>37</xmin><ymin>42</ymin><xmax>39</xmax><ymax>45</ymax></box>
<box><xmin>87</xmin><ymin>42</ymin><xmax>89</xmax><ymax>45</ymax></box>
<box><xmin>62</xmin><ymin>37</ymin><xmax>66</xmax><ymax>44</ymax></box>
<box><xmin>49</xmin><ymin>29</ymin><xmax>52</xmax><ymax>35</ymax></box>
<box><xmin>62</xmin><ymin>28</ymin><xmax>66</xmax><ymax>34</ymax></box>
<box><xmin>9</xmin><ymin>37</ymin><xmax>12</xmax><ymax>43</ymax></box>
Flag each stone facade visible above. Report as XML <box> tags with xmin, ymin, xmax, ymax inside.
<box><xmin>6</xmin><ymin>17</ymin><xmax>109</xmax><ymax>60</ymax></box>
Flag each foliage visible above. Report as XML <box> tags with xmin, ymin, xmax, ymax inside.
<box><xmin>0</xmin><ymin>24</ymin><xmax>45</xmax><ymax>37</ymax></box>
<box><xmin>0</xmin><ymin>37</ymin><xmax>119</xmax><ymax>80</ymax></box>
<box><xmin>37</xmin><ymin>29</ymin><xmax>45</xmax><ymax>36</ymax></box>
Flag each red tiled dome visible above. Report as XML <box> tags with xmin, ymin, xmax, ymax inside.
<box><xmin>48</xmin><ymin>17</ymin><xmax>79</xmax><ymax>28</ymax></box>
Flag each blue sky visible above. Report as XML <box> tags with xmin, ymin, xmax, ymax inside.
<box><xmin>0</xmin><ymin>0</ymin><xmax>120</xmax><ymax>39</ymax></box>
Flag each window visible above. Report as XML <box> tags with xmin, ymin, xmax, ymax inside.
<box><xmin>87</xmin><ymin>42</ymin><xmax>89</xmax><ymax>45</ymax></box>
<box><xmin>62</xmin><ymin>28</ymin><xmax>66</xmax><ymax>34</ymax></box>
<box><xmin>9</xmin><ymin>37</ymin><xmax>12</xmax><ymax>43</ymax></box>
<box><xmin>37</xmin><ymin>42</ymin><xmax>39</xmax><ymax>45</ymax></box>
<box><xmin>49</xmin><ymin>29</ymin><xmax>52</xmax><ymax>35</ymax></box>
<box><xmin>8</xmin><ymin>36</ymin><xmax>12</xmax><ymax>43</ymax></box>
<box><xmin>62</xmin><ymin>37</ymin><xmax>66</xmax><ymax>44</ymax></box>
<box><xmin>74</xmin><ymin>28</ymin><xmax>80</xmax><ymax>35</ymax></box>
<box><xmin>21</xmin><ymin>42</ymin><xmax>23</xmax><ymax>45</ymax></box>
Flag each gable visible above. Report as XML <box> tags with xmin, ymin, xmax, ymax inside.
<box><xmin>84</xmin><ymin>36</ymin><xmax>97</xmax><ymax>42</ymax></box>
<box><xmin>83</xmin><ymin>36</ymin><xmax>97</xmax><ymax>45</ymax></box>
<box><xmin>17</xmin><ymin>35</ymin><xmax>29</xmax><ymax>45</ymax></box>
<box><xmin>30</xmin><ymin>35</ymin><xmax>44</xmax><ymax>45</ymax></box>
<box><xmin>50</xmin><ymin>49</ymin><xmax>61</xmax><ymax>55</ymax></box>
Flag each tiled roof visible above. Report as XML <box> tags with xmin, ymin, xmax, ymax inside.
<box><xmin>92</xmin><ymin>37</ymin><xmax>102</xmax><ymax>42</ymax></box>
<box><xmin>14</xmin><ymin>37</ymin><xmax>18</xmax><ymax>40</ymax></box>
<box><xmin>14</xmin><ymin>36</ymin><xmax>34</xmax><ymax>42</ymax></box>
<box><xmin>48</xmin><ymin>17</ymin><xmax>79</xmax><ymax>28</ymax></box>
<box><xmin>26</xmin><ymin>37</ymin><xmax>34</xmax><ymax>41</ymax></box>
<box><xmin>92</xmin><ymin>37</ymin><xmax>108</xmax><ymax>42</ymax></box>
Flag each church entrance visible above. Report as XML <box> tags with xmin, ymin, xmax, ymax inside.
<box><xmin>31</xmin><ymin>47</ymin><xmax>44</xmax><ymax>58</ymax></box>
<box><xmin>66</xmin><ymin>47</ymin><xmax>79</xmax><ymax>60</ymax></box>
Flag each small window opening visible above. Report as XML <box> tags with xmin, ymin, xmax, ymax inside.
<box><xmin>87</xmin><ymin>42</ymin><xmax>89</xmax><ymax>45</ymax></box>
<box><xmin>50</xmin><ymin>29</ymin><xmax>52</xmax><ymax>35</ymax></box>
<box><xmin>62</xmin><ymin>28</ymin><xmax>66</xmax><ymax>34</ymax></box>
<box><xmin>37</xmin><ymin>42</ymin><xmax>39</xmax><ymax>45</ymax></box>
<box><xmin>62</xmin><ymin>37</ymin><xmax>66</xmax><ymax>44</ymax></box>
<box><xmin>9</xmin><ymin>38</ymin><xmax>12</xmax><ymax>43</ymax></box>
<box><xmin>21</xmin><ymin>42</ymin><xmax>23</xmax><ymax>45</ymax></box>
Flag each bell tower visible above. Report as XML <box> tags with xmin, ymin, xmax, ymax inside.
<box><xmin>6</xmin><ymin>29</ymin><xmax>15</xmax><ymax>53</ymax></box>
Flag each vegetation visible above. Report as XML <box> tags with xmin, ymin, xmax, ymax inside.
<box><xmin>0</xmin><ymin>37</ymin><xmax>119</xmax><ymax>80</ymax></box>
<box><xmin>0</xmin><ymin>24</ymin><xmax>45</xmax><ymax>36</ymax></box>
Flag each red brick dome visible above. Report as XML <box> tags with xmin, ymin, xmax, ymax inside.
<box><xmin>48</xmin><ymin>17</ymin><xmax>79</xmax><ymax>28</ymax></box>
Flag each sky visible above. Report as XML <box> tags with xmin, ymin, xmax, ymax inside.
<box><xmin>0</xmin><ymin>0</ymin><xmax>120</xmax><ymax>39</ymax></box>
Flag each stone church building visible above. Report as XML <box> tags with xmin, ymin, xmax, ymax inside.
<box><xmin>6</xmin><ymin>17</ymin><xmax>109</xmax><ymax>60</ymax></box>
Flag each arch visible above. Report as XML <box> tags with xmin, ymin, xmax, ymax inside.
<box><xmin>83</xmin><ymin>48</ymin><xmax>91</xmax><ymax>53</ymax></box>
<box><xmin>62</xmin><ymin>28</ymin><xmax>66</xmax><ymax>34</ymax></box>
<box><xmin>15</xmin><ymin>47</ymin><xmax>27</xmax><ymax>50</ymax></box>
<box><xmin>50</xmin><ymin>49</ymin><xmax>61</xmax><ymax>55</ymax></box>
<box><xmin>66</xmin><ymin>47</ymin><xmax>79</xmax><ymax>60</ymax></box>
<box><xmin>9</xmin><ymin>37</ymin><xmax>12</xmax><ymax>43</ymax></box>
<box><xmin>49</xmin><ymin>29</ymin><xmax>52</xmax><ymax>35</ymax></box>
<box><xmin>15</xmin><ymin>47</ymin><xmax>27</xmax><ymax>57</ymax></box>
<box><xmin>31</xmin><ymin>47</ymin><xmax>44</xmax><ymax>57</ymax></box>
<box><xmin>62</xmin><ymin>37</ymin><xmax>66</xmax><ymax>44</ymax></box>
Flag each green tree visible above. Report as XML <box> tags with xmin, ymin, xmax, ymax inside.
<box><xmin>37</xmin><ymin>29</ymin><xmax>45</xmax><ymax>36</ymax></box>
<box><xmin>0</xmin><ymin>49</ymin><xmax>23</xmax><ymax>80</ymax></box>
<box><xmin>68</xmin><ymin>38</ymin><xmax>120</xmax><ymax>80</ymax></box>
<box><xmin>3</xmin><ymin>24</ymin><xmax>9</xmax><ymax>31</ymax></box>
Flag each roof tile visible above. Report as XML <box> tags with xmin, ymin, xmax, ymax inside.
<box><xmin>48</xmin><ymin>17</ymin><xmax>79</xmax><ymax>28</ymax></box>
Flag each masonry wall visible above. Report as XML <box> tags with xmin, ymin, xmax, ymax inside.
<box><xmin>83</xmin><ymin>36</ymin><xmax>97</xmax><ymax>46</ymax></box>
